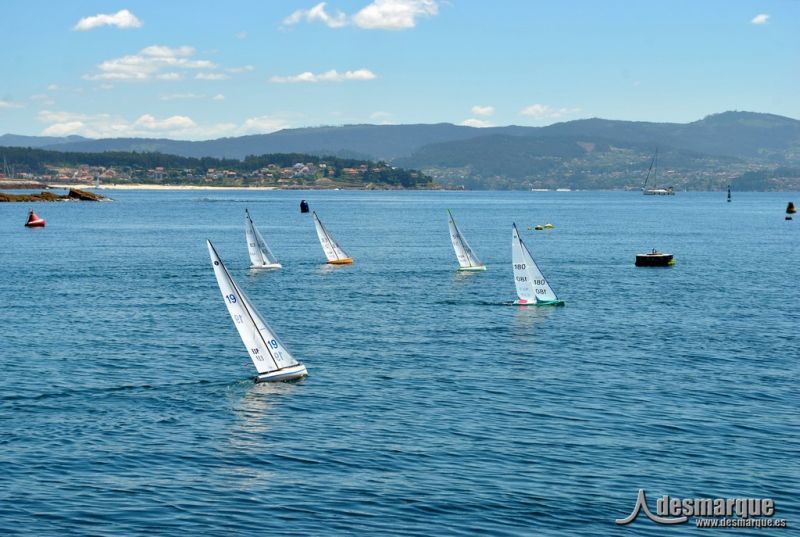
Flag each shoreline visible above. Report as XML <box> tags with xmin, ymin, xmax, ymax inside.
<box><xmin>47</xmin><ymin>183</ymin><xmax>282</xmax><ymax>191</ymax></box>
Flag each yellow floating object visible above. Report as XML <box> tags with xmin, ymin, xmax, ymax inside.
<box><xmin>544</xmin><ymin>223</ymin><xmax>554</xmax><ymax>229</ymax></box>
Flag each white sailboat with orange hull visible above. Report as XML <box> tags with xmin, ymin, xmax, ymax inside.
<box><xmin>511</xmin><ymin>223</ymin><xmax>564</xmax><ymax>306</ymax></box>
<box><xmin>207</xmin><ymin>240</ymin><xmax>307</xmax><ymax>382</ymax></box>
<box><xmin>312</xmin><ymin>211</ymin><xmax>353</xmax><ymax>265</ymax></box>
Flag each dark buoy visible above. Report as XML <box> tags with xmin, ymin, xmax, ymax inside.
<box><xmin>727</xmin><ymin>185</ymin><xmax>731</xmax><ymax>202</ymax></box>
<box><xmin>635</xmin><ymin>249</ymin><xmax>675</xmax><ymax>267</ymax></box>
<box><xmin>787</xmin><ymin>201</ymin><xmax>796</xmax><ymax>214</ymax></box>
<box><xmin>25</xmin><ymin>209</ymin><xmax>46</xmax><ymax>228</ymax></box>
<box><xmin>300</xmin><ymin>199</ymin><xmax>309</xmax><ymax>213</ymax></box>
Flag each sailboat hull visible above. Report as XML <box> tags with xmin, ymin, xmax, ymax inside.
<box><xmin>327</xmin><ymin>258</ymin><xmax>354</xmax><ymax>265</ymax></box>
<box><xmin>458</xmin><ymin>265</ymin><xmax>486</xmax><ymax>272</ymax></box>
<box><xmin>514</xmin><ymin>299</ymin><xmax>565</xmax><ymax>306</ymax></box>
<box><xmin>256</xmin><ymin>363</ymin><xmax>308</xmax><ymax>383</ymax></box>
<box><xmin>250</xmin><ymin>263</ymin><xmax>282</xmax><ymax>269</ymax></box>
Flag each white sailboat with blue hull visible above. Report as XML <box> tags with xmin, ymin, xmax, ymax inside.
<box><xmin>448</xmin><ymin>209</ymin><xmax>486</xmax><ymax>271</ymax></box>
<box><xmin>511</xmin><ymin>223</ymin><xmax>564</xmax><ymax>306</ymax></box>
<box><xmin>245</xmin><ymin>209</ymin><xmax>281</xmax><ymax>269</ymax></box>
<box><xmin>207</xmin><ymin>240</ymin><xmax>307</xmax><ymax>382</ymax></box>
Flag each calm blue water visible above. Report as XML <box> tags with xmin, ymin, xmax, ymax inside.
<box><xmin>1</xmin><ymin>190</ymin><xmax>798</xmax><ymax>535</ymax></box>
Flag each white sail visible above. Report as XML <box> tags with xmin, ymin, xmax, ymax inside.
<box><xmin>207</xmin><ymin>240</ymin><xmax>306</xmax><ymax>380</ymax></box>
<box><xmin>312</xmin><ymin>211</ymin><xmax>352</xmax><ymax>262</ymax></box>
<box><xmin>245</xmin><ymin>210</ymin><xmax>281</xmax><ymax>269</ymax></box>
<box><xmin>447</xmin><ymin>209</ymin><xmax>485</xmax><ymax>270</ymax></box>
<box><xmin>512</xmin><ymin>223</ymin><xmax>560</xmax><ymax>304</ymax></box>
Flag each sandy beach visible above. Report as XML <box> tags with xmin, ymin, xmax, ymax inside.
<box><xmin>47</xmin><ymin>183</ymin><xmax>280</xmax><ymax>191</ymax></box>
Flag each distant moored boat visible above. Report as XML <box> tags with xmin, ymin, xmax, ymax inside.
<box><xmin>641</xmin><ymin>148</ymin><xmax>675</xmax><ymax>196</ymax></box>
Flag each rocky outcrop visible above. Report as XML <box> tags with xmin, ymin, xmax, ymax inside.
<box><xmin>0</xmin><ymin>188</ymin><xmax>110</xmax><ymax>202</ymax></box>
<box><xmin>67</xmin><ymin>188</ymin><xmax>106</xmax><ymax>201</ymax></box>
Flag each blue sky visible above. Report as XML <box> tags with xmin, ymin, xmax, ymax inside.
<box><xmin>0</xmin><ymin>0</ymin><xmax>797</xmax><ymax>140</ymax></box>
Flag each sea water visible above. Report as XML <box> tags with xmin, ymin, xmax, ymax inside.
<box><xmin>1</xmin><ymin>190</ymin><xmax>798</xmax><ymax>535</ymax></box>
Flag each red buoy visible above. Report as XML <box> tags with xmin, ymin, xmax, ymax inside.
<box><xmin>25</xmin><ymin>210</ymin><xmax>46</xmax><ymax>227</ymax></box>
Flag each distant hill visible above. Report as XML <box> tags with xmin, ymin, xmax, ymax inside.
<box><xmin>25</xmin><ymin>124</ymin><xmax>537</xmax><ymax>161</ymax></box>
<box><xmin>536</xmin><ymin>112</ymin><xmax>800</xmax><ymax>161</ymax></box>
<box><xmin>0</xmin><ymin>133</ymin><xmax>88</xmax><ymax>148</ymax></box>
<box><xmin>3</xmin><ymin>111</ymin><xmax>800</xmax><ymax>189</ymax></box>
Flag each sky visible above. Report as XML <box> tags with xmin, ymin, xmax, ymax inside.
<box><xmin>0</xmin><ymin>0</ymin><xmax>797</xmax><ymax>140</ymax></box>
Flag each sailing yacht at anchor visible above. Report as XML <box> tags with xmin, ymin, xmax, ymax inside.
<box><xmin>641</xmin><ymin>148</ymin><xmax>675</xmax><ymax>195</ymax></box>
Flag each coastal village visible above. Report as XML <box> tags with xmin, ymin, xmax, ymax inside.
<box><xmin>0</xmin><ymin>160</ymin><xmax>427</xmax><ymax>189</ymax></box>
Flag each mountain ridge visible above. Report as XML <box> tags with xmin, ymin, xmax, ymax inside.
<box><xmin>3</xmin><ymin>111</ymin><xmax>799</xmax><ymax>189</ymax></box>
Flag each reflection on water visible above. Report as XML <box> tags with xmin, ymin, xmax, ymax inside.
<box><xmin>229</xmin><ymin>381</ymin><xmax>295</xmax><ymax>438</ymax></box>
<box><xmin>511</xmin><ymin>302</ymin><xmax>555</xmax><ymax>331</ymax></box>
<box><xmin>451</xmin><ymin>268</ymin><xmax>484</xmax><ymax>285</ymax></box>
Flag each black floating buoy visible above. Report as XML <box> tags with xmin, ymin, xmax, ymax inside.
<box><xmin>300</xmin><ymin>199</ymin><xmax>309</xmax><ymax>213</ymax></box>
<box><xmin>635</xmin><ymin>249</ymin><xmax>675</xmax><ymax>267</ymax></box>
<box><xmin>787</xmin><ymin>201</ymin><xmax>796</xmax><ymax>215</ymax></box>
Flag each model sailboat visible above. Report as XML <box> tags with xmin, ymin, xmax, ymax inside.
<box><xmin>245</xmin><ymin>209</ymin><xmax>281</xmax><ymax>269</ymax></box>
<box><xmin>511</xmin><ymin>223</ymin><xmax>564</xmax><ymax>306</ymax></box>
<box><xmin>207</xmin><ymin>240</ymin><xmax>307</xmax><ymax>382</ymax></box>
<box><xmin>447</xmin><ymin>209</ymin><xmax>486</xmax><ymax>271</ymax></box>
<box><xmin>312</xmin><ymin>211</ymin><xmax>353</xmax><ymax>264</ymax></box>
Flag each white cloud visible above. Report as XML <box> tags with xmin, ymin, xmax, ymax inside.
<box><xmin>156</xmin><ymin>72</ymin><xmax>184</xmax><ymax>81</ymax></box>
<box><xmin>353</xmin><ymin>0</ymin><xmax>438</xmax><ymax>30</ymax></box>
<box><xmin>212</xmin><ymin>94</ymin><xmax>225</xmax><ymax>101</ymax></box>
<box><xmin>520</xmin><ymin>104</ymin><xmax>581</xmax><ymax>120</ymax></box>
<box><xmin>462</xmin><ymin>118</ymin><xmax>492</xmax><ymax>128</ymax></box>
<box><xmin>0</xmin><ymin>99</ymin><xmax>23</xmax><ymax>109</ymax></box>
<box><xmin>133</xmin><ymin>114</ymin><xmax>196</xmax><ymax>131</ymax></box>
<box><xmin>160</xmin><ymin>93</ymin><xmax>204</xmax><ymax>101</ymax></box>
<box><xmin>47</xmin><ymin>84</ymin><xmax>60</xmax><ymax>91</ymax></box>
<box><xmin>240</xmin><ymin>116</ymin><xmax>291</xmax><ymax>134</ymax></box>
<box><xmin>195</xmin><ymin>72</ymin><xmax>230</xmax><ymax>80</ymax></box>
<box><xmin>37</xmin><ymin>109</ymin><xmax>289</xmax><ymax>139</ymax></box>
<box><xmin>227</xmin><ymin>65</ymin><xmax>255</xmax><ymax>73</ymax></box>
<box><xmin>84</xmin><ymin>45</ymin><xmax>218</xmax><ymax>81</ymax></box>
<box><xmin>270</xmin><ymin>68</ymin><xmax>377</xmax><ymax>83</ymax></box>
<box><xmin>235</xmin><ymin>30</ymin><xmax>248</xmax><ymax>39</ymax></box>
<box><xmin>471</xmin><ymin>105</ymin><xmax>494</xmax><ymax>116</ymax></box>
<box><xmin>751</xmin><ymin>13</ymin><xmax>769</xmax><ymax>25</ymax></box>
<box><xmin>283</xmin><ymin>2</ymin><xmax>348</xmax><ymax>28</ymax></box>
<box><xmin>370</xmin><ymin>111</ymin><xmax>393</xmax><ymax>124</ymax></box>
<box><xmin>30</xmin><ymin>94</ymin><xmax>55</xmax><ymax>105</ymax></box>
<box><xmin>43</xmin><ymin>121</ymin><xmax>87</xmax><ymax>136</ymax></box>
<box><xmin>73</xmin><ymin>9</ymin><xmax>142</xmax><ymax>31</ymax></box>
<box><xmin>283</xmin><ymin>0</ymin><xmax>438</xmax><ymax>30</ymax></box>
